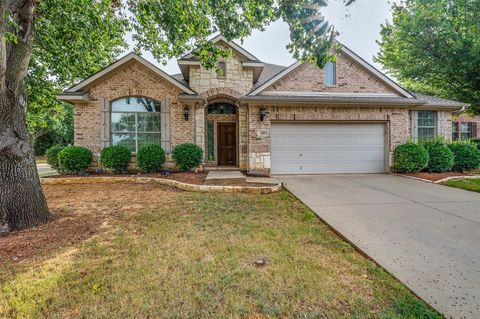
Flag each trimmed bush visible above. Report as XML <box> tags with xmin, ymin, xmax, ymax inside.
<box><xmin>45</xmin><ymin>145</ymin><xmax>65</xmax><ymax>172</ymax></box>
<box><xmin>393</xmin><ymin>142</ymin><xmax>429</xmax><ymax>173</ymax></box>
<box><xmin>471</xmin><ymin>138</ymin><xmax>480</xmax><ymax>150</ymax></box>
<box><xmin>171</xmin><ymin>143</ymin><xmax>203</xmax><ymax>171</ymax></box>
<box><xmin>100</xmin><ymin>145</ymin><xmax>131</xmax><ymax>174</ymax></box>
<box><xmin>448</xmin><ymin>141</ymin><xmax>480</xmax><ymax>172</ymax></box>
<box><xmin>420</xmin><ymin>140</ymin><xmax>454</xmax><ymax>173</ymax></box>
<box><xmin>58</xmin><ymin>146</ymin><xmax>93</xmax><ymax>174</ymax></box>
<box><xmin>136</xmin><ymin>144</ymin><xmax>166</xmax><ymax>173</ymax></box>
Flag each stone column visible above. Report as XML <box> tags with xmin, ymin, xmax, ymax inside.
<box><xmin>194</xmin><ymin>105</ymin><xmax>205</xmax><ymax>157</ymax></box>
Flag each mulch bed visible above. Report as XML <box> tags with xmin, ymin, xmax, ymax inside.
<box><xmin>45</xmin><ymin>171</ymin><xmax>207</xmax><ymax>185</ymax></box>
<box><xmin>401</xmin><ymin>171</ymin><xmax>479</xmax><ymax>182</ymax></box>
<box><xmin>42</xmin><ymin>171</ymin><xmax>277</xmax><ymax>187</ymax></box>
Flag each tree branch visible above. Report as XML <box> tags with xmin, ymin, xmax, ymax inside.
<box><xmin>5</xmin><ymin>0</ymin><xmax>36</xmax><ymax>97</ymax></box>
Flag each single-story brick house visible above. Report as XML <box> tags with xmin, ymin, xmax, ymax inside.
<box><xmin>58</xmin><ymin>35</ymin><xmax>468</xmax><ymax>175</ymax></box>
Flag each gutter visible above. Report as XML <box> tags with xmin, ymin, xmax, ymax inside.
<box><xmin>239</xmin><ymin>95</ymin><xmax>466</xmax><ymax>110</ymax></box>
<box><xmin>239</xmin><ymin>95</ymin><xmax>424</xmax><ymax>106</ymax></box>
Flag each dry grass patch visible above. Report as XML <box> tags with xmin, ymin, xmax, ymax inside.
<box><xmin>0</xmin><ymin>183</ymin><xmax>440</xmax><ymax>318</ymax></box>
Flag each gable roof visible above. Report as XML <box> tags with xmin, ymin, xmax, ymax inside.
<box><xmin>248</xmin><ymin>43</ymin><xmax>414</xmax><ymax>98</ymax></box>
<box><xmin>63</xmin><ymin>52</ymin><xmax>196</xmax><ymax>95</ymax></box>
<box><xmin>180</xmin><ymin>34</ymin><xmax>260</xmax><ymax>61</ymax></box>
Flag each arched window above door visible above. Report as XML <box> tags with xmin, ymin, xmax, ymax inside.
<box><xmin>207</xmin><ymin>102</ymin><xmax>236</xmax><ymax>115</ymax></box>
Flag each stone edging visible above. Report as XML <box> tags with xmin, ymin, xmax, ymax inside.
<box><xmin>433</xmin><ymin>175</ymin><xmax>480</xmax><ymax>184</ymax></box>
<box><xmin>40</xmin><ymin>176</ymin><xmax>282</xmax><ymax>194</ymax></box>
<box><xmin>390</xmin><ymin>173</ymin><xmax>480</xmax><ymax>184</ymax></box>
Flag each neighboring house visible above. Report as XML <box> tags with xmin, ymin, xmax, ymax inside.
<box><xmin>58</xmin><ymin>35</ymin><xmax>468</xmax><ymax>175</ymax></box>
<box><xmin>452</xmin><ymin>114</ymin><xmax>479</xmax><ymax>141</ymax></box>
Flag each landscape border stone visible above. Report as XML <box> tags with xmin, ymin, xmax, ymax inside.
<box><xmin>40</xmin><ymin>176</ymin><xmax>282</xmax><ymax>194</ymax></box>
<box><xmin>390</xmin><ymin>173</ymin><xmax>480</xmax><ymax>184</ymax></box>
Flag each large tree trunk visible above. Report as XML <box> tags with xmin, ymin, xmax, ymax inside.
<box><xmin>0</xmin><ymin>0</ymin><xmax>50</xmax><ymax>233</ymax></box>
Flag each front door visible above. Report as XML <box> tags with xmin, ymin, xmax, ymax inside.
<box><xmin>217</xmin><ymin>122</ymin><xmax>236</xmax><ymax>166</ymax></box>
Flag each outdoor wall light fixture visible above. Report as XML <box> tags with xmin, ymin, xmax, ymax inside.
<box><xmin>259</xmin><ymin>106</ymin><xmax>267</xmax><ymax>122</ymax></box>
<box><xmin>183</xmin><ymin>106</ymin><xmax>190</xmax><ymax>121</ymax></box>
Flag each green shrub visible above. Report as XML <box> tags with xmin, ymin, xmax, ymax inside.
<box><xmin>100</xmin><ymin>145</ymin><xmax>131</xmax><ymax>174</ymax></box>
<box><xmin>393</xmin><ymin>142</ymin><xmax>429</xmax><ymax>173</ymax></box>
<box><xmin>171</xmin><ymin>143</ymin><xmax>203</xmax><ymax>171</ymax></box>
<box><xmin>471</xmin><ymin>138</ymin><xmax>480</xmax><ymax>150</ymax></box>
<box><xmin>420</xmin><ymin>140</ymin><xmax>454</xmax><ymax>172</ymax></box>
<box><xmin>45</xmin><ymin>145</ymin><xmax>65</xmax><ymax>172</ymax></box>
<box><xmin>58</xmin><ymin>146</ymin><xmax>93</xmax><ymax>174</ymax></box>
<box><xmin>136</xmin><ymin>144</ymin><xmax>166</xmax><ymax>173</ymax></box>
<box><xmin>448</xmin><ymin>141</ymin><xmax>480</xmax><ymax>172</ymax></box>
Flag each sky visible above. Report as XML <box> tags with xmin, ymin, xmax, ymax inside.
<box><xmin>127</xmin><ymin>0</ymin><xmax>399</xmax><ymax>76</ymax></box>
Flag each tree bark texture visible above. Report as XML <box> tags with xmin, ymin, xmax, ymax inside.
<box><xmin>0</xmin><ymin>0</ymin><xmax>50</xmax><ymax>233</ymax></box>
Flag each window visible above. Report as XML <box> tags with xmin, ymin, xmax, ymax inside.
<box><xmin>217</xmin><ymin>61</ymin><xmax>226</xmax><ymax>78</ymax></box>
<box><xmin>461</xmin><ymin>123</ymin><xmax>472</xmax><ymax>140</ymax></box>
<box><xmin>452</xmin><ymin>122</ymin><xmax>459</xmax><ymax>141</ymax></box>
<box><xmin>207</xmin><ymin>121</ymin><xmax>215</xmax><ymax>161</ymax></box>
<box><xmin>417</xmin><ymin>111</ymin><xmax>436</xmax><ymax>140</ymax></box>
<box><xmin>324</xmin><ymin>61</ymin><xmax>336</xmax><ymax>86</ymax></box>
<box><xmin>111</xmin><ymin>97</ymin><xmax>161</xmax><ymax>153</ymax></box>
<box><xmin>207</xmin><ymin>102</ymin><xmax>236</xmax><ymax>115</ymax></box>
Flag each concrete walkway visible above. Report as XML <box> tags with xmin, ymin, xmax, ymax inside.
<box><xmin>279</xmin><ymin>174</ymin><xmax>480</xmax><ymax>319</ymax></box>
<box><xmin>37</xmin><ymin>163</ymin><xmax>58</xmax><ymax>177</ymax></box>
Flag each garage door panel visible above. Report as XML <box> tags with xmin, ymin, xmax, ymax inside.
<box><xmin>271</xmin><ymin>123</ymin><xmax>386</xmax><ymax>174</ymax></box>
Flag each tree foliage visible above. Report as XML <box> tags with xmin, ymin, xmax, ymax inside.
<box><xmin>27</xmin><ymin>0</ymin><xmax>129</xmax><ymax>146</ymax></box>
<box><xmin>376</xmin><ymin>0</ymin><xmax>480</xmax><ymax>114</ymax></box>
<box><xmin>129</xmin><ymin>0</ymin><xmax>354</xmax><ymax>69</ymax></box>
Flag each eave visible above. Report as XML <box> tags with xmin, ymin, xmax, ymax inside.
<box><xmin>57</xmin><ymin>92</ymin><xmax>90</xmax><ymax>104</ymax></box>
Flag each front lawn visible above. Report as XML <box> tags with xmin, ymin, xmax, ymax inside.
<box><xmin>0</xmin><ymin>183</ymin><xmax>440</xmax><ymax>318</ymax></box>
<box><xmin>442</xmin><ymin>178</ymin><xmax>480</xmax><ymax>193</ymax></box>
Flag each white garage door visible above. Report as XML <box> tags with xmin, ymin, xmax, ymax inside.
<box><xmin>271</xmin><ymin>122</ymin><xmax>386</xmax><ymax>174</ymax></box>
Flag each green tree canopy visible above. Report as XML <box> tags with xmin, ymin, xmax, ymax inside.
<box><xmin>375</xmin><ymin>0</ymin><xmax>480</xmax><ymax>115</ymax></box>
<box><xmin>128</xmin><ymin>0</ymin><xmax>351</xmax><ymax>70</ymax></box>
<box><xmin>26</xmin><ymin>0</ymin><xmax>129</xmax><ymax>144</ymax></box>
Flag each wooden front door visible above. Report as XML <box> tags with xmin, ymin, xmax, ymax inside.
<box><xmin>217</xmin><ymin>122</ymin><xmax>236</xmax><ymax>166</ymax></box>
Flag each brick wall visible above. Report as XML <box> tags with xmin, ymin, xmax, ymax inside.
<box><xmin>262</xmin><ymin>53</ymin><xmax>399</xmax><ymax>95</ymax></box>
<box><xmin>73</xmin><ymin>60</ymin><xmax>193</xmax><ymax>155</ymax></box>
<box><xmin>453</xmin><ymin>114</ymin><xmax>480</xmax><ymax>139</ymax></box>
<box><xmin>247</xmin><ymin>105</ymin><xmax>411</xmax><ymax>174</ymax></box>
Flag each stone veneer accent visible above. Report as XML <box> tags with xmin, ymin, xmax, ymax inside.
<box><xmin>189</xmin><ymin>50</ymin><xmax>254</xmax><ymax>95</ymax></box>
<box><xmin>264</xmin><ymin>53</ymin><xmax>398</xmax><ymax>94</ymax></box>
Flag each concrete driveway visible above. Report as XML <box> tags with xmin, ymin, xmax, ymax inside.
<box><xmin>279</xmin><ymin>174</ymin><xmax>480</xmax><ymax>319</ymax></box>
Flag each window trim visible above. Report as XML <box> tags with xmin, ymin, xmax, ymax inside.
<box><xmin>452</xmin><ymin>121</ymin><xmax>459</xmax><ymax>141</ymax></box>
<box><xmin>110</xmin><ymin>96</ymin><xmax>162</xmax><ymax>154</ymax></box>
<box><xmin>324</xmin><ymin>61</ymin><xmax>337</xmax><ymax>87</ymax></box>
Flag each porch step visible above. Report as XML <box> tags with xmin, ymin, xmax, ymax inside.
<box><xmin>204</xmin><ymin>166</ymin><xmax>240</xmax><ymax>172</ymax></box>
<box><xmin>204</xmin><ymin>170</ymin><xmax>246</xmax><ymax>185</ymax></box>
